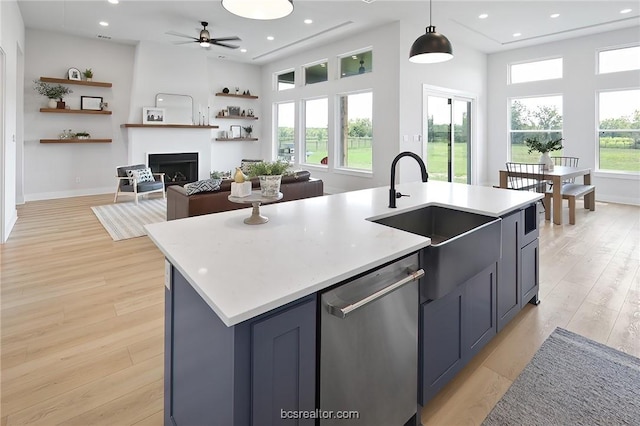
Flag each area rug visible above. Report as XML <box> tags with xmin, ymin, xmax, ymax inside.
<box><xmin>482</xmin><ymin>327</ymin><xmax>640</xmax><ymax>425</ymax></box>
<box><xmin>91</xmin><ymin>198</ymin><xmax>166</xmax><ymax>241</ymax></box>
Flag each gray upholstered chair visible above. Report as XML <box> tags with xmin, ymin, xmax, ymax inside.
<box><xmin>114</xmin><ymin>164</ymin><xmax>165</xmax><ymax>205</ymax></box>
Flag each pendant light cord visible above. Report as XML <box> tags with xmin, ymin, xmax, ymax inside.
<box><xmin>429</xmin><ymin>0</ymin><xmax>432</xmax><ymax>27</ymax></box>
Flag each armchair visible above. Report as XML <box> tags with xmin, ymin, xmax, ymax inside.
<box><xmin>114</xmin><ymin>164</ymin><xmax>165</xmax><ymax>205</ymax></box>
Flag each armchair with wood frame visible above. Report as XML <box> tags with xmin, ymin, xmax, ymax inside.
<box><xmin>114</xmin><ymin>164</ymin><xmax>165</xmax><ymax>205</ymax></box>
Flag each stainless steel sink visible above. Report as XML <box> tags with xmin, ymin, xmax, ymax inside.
<box><xmin>370</xmin><ymin>205</ymin><xmax>501</xmax><ymax>300</ymax></box>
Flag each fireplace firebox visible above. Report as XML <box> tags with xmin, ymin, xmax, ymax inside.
<box><xmin>148</xmin><ymin>153</ymin><xmax>198</xmax><ymax>186</ymax></box>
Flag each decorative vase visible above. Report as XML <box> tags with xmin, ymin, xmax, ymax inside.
<box><xmin>48</xmin><ymin>99</ymin><xmax>57</xmax><ymax>108</ymax></box>
<box><xmin>259</xmin><ymin>175</ymin><xmax>282</xmax><ymax>197</ymax></box>
<box><xmin>86</xmin><ymin>77</ymin><xmax>92</xmax><ymax>82</ymax></box>
<box><xmin>56</xmin><ymin>101</ymin><xmax>66</xmax><ymax>109</ymax></box>
<box><xmin>539</xmin><ymin>152</ymin><xmax>554</xmax><ymax>171</ymax></box>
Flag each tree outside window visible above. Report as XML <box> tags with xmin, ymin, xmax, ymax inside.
<box><xmin>509</xmin><ymin>96</ymin><xmax>563</xmax><ymax>162</ymax></box>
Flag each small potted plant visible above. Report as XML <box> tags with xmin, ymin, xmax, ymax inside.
<box><xmin>524</xmin><ymin>137</ymin><xmax>563</xmax><ymax>171</ymax></box>
<box><xmin>242</xmin><ymin>125</ymin><xmax>253</xmax><ymax>138</ymax></box>
<box><xmin>33</xmin><ymin>80</ymin><xmax>73</xmax><ymax>109</ymax></box>
<box><xmin>83</xmin><ymin>68</ymin><xmax>93</xmax><ymax>81</ymax></box>
<box><xmin>247</xmin><ymin>160</ymin><xmax>291</xmax><ymax>197</ymax></box>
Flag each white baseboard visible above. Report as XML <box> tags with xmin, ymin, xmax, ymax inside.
<box><xmin>24</xmin><ymin>187</ymin><xmax>114</xmax><ymax>202</ymax></box>
<box><xmin>2</xmin><ymin>208</ymin><xmax>18</xmax><ymax>243</ymax></box>
<box><xmin>595</xmin><ymin>194</ymin><xmax>640</xmax><ymax>206</ymax></box>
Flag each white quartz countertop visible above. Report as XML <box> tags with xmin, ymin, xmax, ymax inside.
<box><xmin>146</xmin><ymin>181</ymin><xmax>542</xmax><ymax>326</ymax></box>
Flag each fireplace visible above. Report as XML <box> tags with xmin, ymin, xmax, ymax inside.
<box><xmin>148</xmin><ymin>153</ymin><xmax>198</xmax><ymax>186</ymax></box>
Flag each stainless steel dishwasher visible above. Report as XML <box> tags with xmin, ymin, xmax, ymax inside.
<box><xmin>320</xmin><ymin>253</ymin><xmax>424</xmax><ymax>426</ymax></box>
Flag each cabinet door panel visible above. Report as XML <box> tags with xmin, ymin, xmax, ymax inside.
<box><xmin>464</xmin><ymin>264</ymin><xmax>496</xmax><ymax>358</ymax></box>
<box><xmin>521</xmin><ymin>239</ymin><xmax>539</xmax><ymax>305</ymax></box>
<box><xmin>420</xmin><ymin>288</ymin><xmax>463</xmax><ymax>404</ymax></box>
<box><xmin>252</xmin><ymin>298</ymin><xmax>316</xmax><ymax>426</ymax></box>
<box><xmin>497</xmin><ymin>212</ymin><xmax>520</xmax><ymax>331</ymax></box>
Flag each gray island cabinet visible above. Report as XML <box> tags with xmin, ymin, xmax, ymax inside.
<box><xmin>146</xmin><ymin>181</ymin><xmax>543</xmax><ymax>425</ymax></box>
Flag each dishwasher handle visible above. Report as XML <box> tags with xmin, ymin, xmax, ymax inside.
<box><xmin>327</xmin><ymin>268</ymin><xmax>425</xmax><ymax>319</ymax></box>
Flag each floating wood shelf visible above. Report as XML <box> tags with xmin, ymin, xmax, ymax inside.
<box><xmin>215</xmin><ymin>138</ymin><xmax>258</xmax><ymax>141</ymax></box>
<box><xmin>121</xmin><ymin>124</ymin><xmax>219</xmax><ymax>129</ymax></box>
<box><xmin>40</xmin><ymin>138</ymin><xmax>112</xmax><ymax>144</ymax></box>
<box><xmin>215</xmin><ymin>92</ymin><xmax>258</xmax><ymax>99</ymax></box>
<box><xmin>215</xmin><ymin>115</ymin><xmax>258</xmax><ymax>120</ymax></box>
<box><xmin>40</xmin><ymin>77</ymin><xmax>112</xmax><ymax>88</ymax></box>
<box><xmin>40</xmin><ymin>108</ymin><xmax>112</xmax><ymax>115</ymax></box>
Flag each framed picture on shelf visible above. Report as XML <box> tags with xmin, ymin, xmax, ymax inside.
<box><xmin>143</xmin><ymin>107</ymin><xmax>166</xmax><ymax>124</ymax></box>
<box><xmin>228</xmin><ymin>106</ymin><xmax>241</xmax><ymax>116</ymax></box>
<box><xmin>67</xmin><ymin>67</ymin><xmax>81</xmax><ymax>81</ymax></box>
<box><xmin>81</xmin><ymin>96</ymin><xmax>103</xmax><ymax>111</ymax></box>
<box><xmin>230</xmin><ymin>125</ymin><xmax>242</xmax><ymax>139</ymax></box>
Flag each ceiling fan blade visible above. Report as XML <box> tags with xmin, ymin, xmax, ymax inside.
<box><xmin>211</xmin><ymin>36</ymin><xmax>241</xmax><ymax>42</ymax></box>
<box><xmin>172</xmin><ymin>40</ymin><xmax>197</xmax><ymax>45</ymax></box>
<box><xmin>213</xmin><ymin>41</ymin><xmax>239</xmax><ymax>49</ymax></box>
<box><xmin>166</xmin><ymin>30</ymin><xmax>198</xmax><ymax>41</ymax></box>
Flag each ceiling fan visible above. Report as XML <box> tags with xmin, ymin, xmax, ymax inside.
<box><xmin>167</xmin><ymin>21</ymin><xmax>241</xmax><ymax>49</ymax></box>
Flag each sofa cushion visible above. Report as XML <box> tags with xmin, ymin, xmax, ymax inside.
<box><xmin>184</xmin><ymin>178</ymin><xmax>222</xmax><ymax>195</ymax></box>
<box><xmin>218</xmin><ymin>170</ymin><xmax>311</xmax><ymax>192</ymax></box>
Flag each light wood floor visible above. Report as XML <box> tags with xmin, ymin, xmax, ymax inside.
<box><xmin>1</xmin><ymin>195</ymin><xmax>638</xmax><ymax>425</ymax></box>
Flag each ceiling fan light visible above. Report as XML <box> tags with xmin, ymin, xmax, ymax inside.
<box><xmin>200</xmin><ymin>41</ymin><xmax>211</xmax><ymax>47</ymax></box>
<box><xmin>221</xmin><ymin>0</ymin><xmax>293</xmax><ymax>20</ymax></box>
<box><xmin>409</xmin><ymin>26</ymin><xmax>453</xmax><ymax>63</ymax></box>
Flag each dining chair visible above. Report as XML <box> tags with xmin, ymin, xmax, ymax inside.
<box><xmin>551</xmin><ymin>156</ymin><xmax>580</xmax><ymax>184</ymax></box>
<box><xmin>505</xmin><ymin>162</ymin><xmax>547</xmax><ymax>193</ymax></box>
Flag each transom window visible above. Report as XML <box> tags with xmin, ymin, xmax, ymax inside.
<box><xmin>598</xmin><ymin>45</ymin><xmax>640</xmax><ymax>74</ymax></box>
<box><xmin>304</xmin><ymin>62</ymin><xmax>328</xmax><ymax>85</ymax></box>
<box><xmin>340</xmin><ymin>50</ymin><xmax>373</xmax><ymax>78</ymax></box>
<box><xmin>509</xmin><ymin>58</ymin><xmax>563</xmax><ymax>84</ymax></box>
<box><xmin>276</xmin><ymin>70</ymin><xmax>295</xmax><ymax>91</ymax></box>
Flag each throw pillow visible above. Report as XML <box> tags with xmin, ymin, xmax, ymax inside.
<box><xmin>184</xmin><ymin>178</ymin><xmax>222</xmax><ymax>196</ymax></box>
<box><xmin>126</xmin><ymin>168</ymin><xmax>155</xmax><ymax>185</ymax></box>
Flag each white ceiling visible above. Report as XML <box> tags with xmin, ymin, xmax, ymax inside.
<box><xmin>17</xmin><ymin>0</ymin><xmax>640</xmax><ymax>64</ymax></box>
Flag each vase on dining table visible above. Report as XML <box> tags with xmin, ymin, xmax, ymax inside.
<box><xmin>539</xmin><ymin>152</ymin><xmax>554</xmax><ymax>171</ymax></box>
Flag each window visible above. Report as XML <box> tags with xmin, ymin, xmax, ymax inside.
<box><xmin>303</xmin><ymin>98</ymin><xmax>328</xmax><ymax>165</ymax></box>
<box><xmin>276</xmin><ymin>102</ymin><xmax>295</xmax><ymax>163</ymax></box>
<box><xmin>277</xmin><ymin>70</ymin><xmax>295</xmax><ymax>91</ymax></box>
<box><xmin>598</xmin><ymin>46</ymin><xmax>640</xmax><ymax>74</ymax></box>
<box><xmin>509</xmin><ymin>58</ymin><xmax>563</xmax><ymax>84</ymax></box>
<box><xmin>305</xmin><ymin>62</ymin><xmax>328</xmax><ymax>85</ymax></box>
<box><xmin>509</xmin><ymin>96</ymin><xmax>563</xmax><ymax>162</ymax></box>
<box><xmin>338</xmin><ymin>91</ymin><xmax>373</xmax><ymax>170</ymax></box>
<box><xmin>597</xmin><ymin>89</ymin><xmax>640</xmax><ymax>172</ymax></box>
<box><xmin>340</xmin><ymin>50</ymin><xmax>372</xmax><ymax>78</ymax></box>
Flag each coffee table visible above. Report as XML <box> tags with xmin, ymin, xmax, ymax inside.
<box><xmin>228</xmin><ymin>191</ymin><xmax>283</xmax><ymax>225</ymax></box>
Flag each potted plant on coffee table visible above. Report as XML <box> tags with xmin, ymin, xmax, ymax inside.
<box><xmin>33</xmin><ymin>80</ymin><xmax>73</xmax><ymax>109</ymax></box>
<box><xmin>247</xmin><ymin>160</ymin><xmax>290</xmax><ymax>197</ymax></box>
<box><xmin>524</xmin><ymin>136</ymin><xmax>563</xmax><ymax>171</ymax></box>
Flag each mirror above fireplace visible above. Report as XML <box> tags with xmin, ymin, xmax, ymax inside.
<box><xmin>155</xmin><ymin>93</ymin><xmax>193</xmax><ymax>125</ymax></box>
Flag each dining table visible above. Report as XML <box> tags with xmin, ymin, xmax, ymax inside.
<box><xmin>499</xmin><ymin>165</ymin><xmax>594</xmax><ymax>225</ymax></box>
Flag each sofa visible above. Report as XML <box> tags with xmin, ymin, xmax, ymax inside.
<box><xmin>167</xmin><ymin>171</ymin><xmax>324</xmax><ymax>220</ymax></box>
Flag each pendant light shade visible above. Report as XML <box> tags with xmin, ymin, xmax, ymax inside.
<box><xmin>409</xmin><ymin>0</ymin><xmax>453</xmax><ymax>63</ymax></box>
<box><xmin>222</xmin><ymin>0</ymin><xmax>294</xmax><ymax>20</ymax></box>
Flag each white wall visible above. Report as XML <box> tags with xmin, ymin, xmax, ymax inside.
<box><xmin>261</xmin><ymin>22</ymin><xmax>401</xmax><ymax>194</ymax></box>
<box><xmin>0</xmin><ymin>0</ymin><xmax>25</xmax><ymax>242</ymax></box>
<box><xmin>399</xmin><ymin>26</ymin><xmax>488</xmax><ymax>184</ymax></box>
<box><xmin>23</xmin><ymin>29</ymin><xmax>135</xmax><ymax>200</ymax></box>
<box><xmin>487</xmin><ymin>27</ymin><xmax>640</xmax><ymax>205</ymax></box>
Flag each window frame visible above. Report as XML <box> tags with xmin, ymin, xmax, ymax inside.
<box><xmin>334</xmin><ymin>89</ymin><xmax>374</xmax><ymax>173</ymax></box>
<box><xmin>595</xmin><ymin>88</ymin><xmax>640</xmax><ymax>174</ymax></box>
<box><xmin>338</xmin><ymin>48</ymin><xmax>373</xmax><ymax>78</ymax></box>
<box><xmin>275</xmin><ymin>68</ymin><xmax>296</xmax><ymax>91</ymax></box>
<box><xmin>508</xmin><ymin>56</ymin><xmax>563</xmax><ymax>85</ymax></box>
<box><xmin>507</xmin><ymin>94</ymin><xmax>564</xmax><ymax>162</ymax></box>
<box><xmin>301</xmin><ymin>96</ymin><xmax>329</xmax><ymax>167</ymax></box>
<box><xmin>302</xmin><ymin>59</ymin><xmax>329</xmax><ymax>86</ymax></box>
<box><xmin>274</xmin><ymin>101</ymin><xmax>297</xmax><ymax>163</ymax></box>
<box><xmin>596</xmin><ymin>44</ymin><xmax>640</xmax><ymax>75</ymax></box>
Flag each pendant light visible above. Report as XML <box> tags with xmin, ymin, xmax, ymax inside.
<box><xmin>221</xmin><ymin>0</ymin><xmax>294</xmax><ymax>20</ymax></box>
<box><xmin>409</xmin><ymin>0</ymin><xmax>453</xmax><ymax>63</ymax></box>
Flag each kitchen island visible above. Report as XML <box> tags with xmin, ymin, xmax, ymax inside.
<box><xmin>146</xmin><ymin>181</ymin><xmax>543</xmax><ymax>426</ymax></box>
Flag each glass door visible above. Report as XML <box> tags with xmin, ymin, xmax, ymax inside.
<box><xmin>424</xmin><ymin>90</ymin><xmax>473</xmax><ymax>184</ymax></box>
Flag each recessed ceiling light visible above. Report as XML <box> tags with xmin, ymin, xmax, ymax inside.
<box><xmin>108</xmin><ymin>0</ymin><xmax>119</xmax><ymax>4</ymax></box>
<box><xmin>267</xmin><ymin>36</ymin><xmax>275</xmax><ymax>41</ymax></box>
<box><xmin>550</xmin><ymin>13</ymin><xmax>560</xmax><ymax>18</ymax></box>
<box><xmin>478</xmin><ymin>13</ymin><xmax>488</xmax><ymax>19</ymax></box>
<box><xmin>99</xmin><ymin>21</ymin><xmax>109</xmax><ymax>27</ymax></box>
<box><xmin>513</xmin><ymin>32</ymin><xmax>522</xmax><ymax>37</ymax></box>
<box><xmin>304</xmin><ymin>19</ymin><xmax>313</xmax><ymax>24</ymax></box>
<box><xmin>620</xmin><ymin>8</ymin><xmax>632</xmax><ymax>14</ymax></box>
<box><xmin>240</xmin><ymin>48</ymin><xmax>247</xmax><ymax>53</ymax></box>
